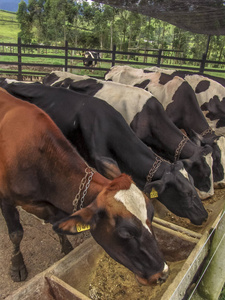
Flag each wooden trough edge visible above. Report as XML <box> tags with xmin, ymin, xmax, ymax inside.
<box><xmin>160</xmin><ymin>211</ymin><xmax>223</xmax><ymax>300</ymax></box>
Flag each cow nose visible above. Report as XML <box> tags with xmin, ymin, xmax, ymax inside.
<box><xmin>157</xmin><ymin>262</ymin><xmax>169</xmax><ymax>284</ymax></box>
<box><xmin>135</xmin><ymin>262</ymin><xmax>169</xmax><ymax>286</ymax></box>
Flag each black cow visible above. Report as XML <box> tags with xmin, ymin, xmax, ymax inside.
<box><xmin>105</xmin><ymin>65</ymin><xmax>225</xmax><ymax>189</ymax></box>
<box><xmin>42</xmin><ymin>71</ymin><xmax>214</xmax><ymax>200</ymax></box>
<box><xmin>83</xmin><ymin>51</ymin><xmax>100</xmax><ymax>67</ymax></box>
<box><xmin>0</xmin><ymin>80</ymin><xmax>208</xmax><ymax>225</ymax></box>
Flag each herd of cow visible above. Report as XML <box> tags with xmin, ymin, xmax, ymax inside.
<box><xmin>0</xmin><ymin>65</ymin><xmax>225</xmax><ymax>287</ymax></box>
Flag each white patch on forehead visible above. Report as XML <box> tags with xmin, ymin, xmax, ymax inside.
<box><xmin>179</xmin><ymin>167</ymin><xmax>190</xmax><ymax>180</ymax></box>
<box><xmin>114</xmin><ymin>183</ymin><xmax>151</xmax><ymax>233</ymax></box>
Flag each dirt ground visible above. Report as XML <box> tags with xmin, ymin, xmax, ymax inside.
<box><xmin>0</xmin><ymin>208</ymin><xmax>89</xmax><ymax>300</ymax></box>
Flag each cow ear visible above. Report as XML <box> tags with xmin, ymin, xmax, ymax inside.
<box><xmin>95</xmin><ymin>156</ymin><xmax>121</xmax><ymax>179</ymax></box>
<box><xmin>188</xmin><ymin>129</ymin><xmax>204</xmax><ymax>146</ymax></box>
<box><xmin>143</xmin><ymin>180</ymin><xmax>163</xmax><ymax>199</ymax></box>
<box><xmin>182</xmin><ymin>158</ymin><xmax>193</xmax><ymax>170</ymax></box>
<box><xmin>53</xmin><ymin>203</ymin><xmax>100</xmax><ymax>235</ymax></box>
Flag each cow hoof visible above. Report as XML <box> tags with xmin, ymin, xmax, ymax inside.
<box><xmin>10</xmin><ymin>264</ymin><xmax>28</xmax><ymax>282</ymax></box>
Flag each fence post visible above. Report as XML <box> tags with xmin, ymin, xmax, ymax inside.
<box><xmin>111</xmin><ymin>44</ymin><xmax>116</xmax><ymax>67</ymax></box>
<box><xmin>18</xmin><ymin>37</ymin><xmax>23</xmax><ymax>81</ymax></box>
<box><xmin>65</xmin><ymin>40</ymin><xmax>68</xmax><ymax>72</ymax></box>
<box><xmin>200</xmin><ymin>53</ymin><xmax>207</xmax><ymax>74</ymax></box>
<box><xmin>157</xmin><ymin>49</ymin><xmax>162</xmax><ymax>67</ymax></box>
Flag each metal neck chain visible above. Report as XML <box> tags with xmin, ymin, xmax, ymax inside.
<box><xmin>174</xmin><ymin>135</ymin><xmax>189</xmax><ymax>161</ymax></box>
<box><xmin>72</xmin><ymin>166</ymin><xmax>95</xmax><ymax>212</ymax></box>
<box><xmin>200</xmin><ymin>127</ymin><xmax>213</xmax><ymax>137</ymax></box>
<box><xmin>146</xmin><ymin>156</ymin><xmax>163</xmax><ymax>183</ymax></box>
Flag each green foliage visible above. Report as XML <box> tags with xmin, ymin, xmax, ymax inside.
<box><xmin>1</xmin><ymin>0</ymin><xmax>225</xmax><ymax>66</ymax></box>
<box><xmin>219</xmin><ymin>285</ymin><xmax>225</xmax><ymax>300</ymax></box>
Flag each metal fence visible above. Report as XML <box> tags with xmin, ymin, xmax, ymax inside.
<box><xmin>0</xmin><ymin>37</ymin><xmax>225</xmax><ymax>80</ymax></box>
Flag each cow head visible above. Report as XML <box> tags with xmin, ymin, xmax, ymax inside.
<box><xmin>210</xmin><ymin>135</ymin><xmax>225</xmax><ymax>188</ymax></box>
<box><xmin>53</xmin><ymin>174</ymin><xmax>169</xmax><ymax>285</ymax></box>
<box><xmin>190</xmin><ymin>131</ymin><xmax>225</xmax><ymax>188</ymax></box>
<box><xmin>182</xmin><ymin>144</ymin><xmax>214</xmax><ymax>199</ymax></box>
<box><xmin>144</xmin><ymin>161</ymin><xmax>208</xmax><ymax>225</ymax></box>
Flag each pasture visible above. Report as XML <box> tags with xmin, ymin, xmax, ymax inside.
<box><xmin>0</xmin><ymin>10</ymin><xmax>19</xmax><ymax>42</ymax></box>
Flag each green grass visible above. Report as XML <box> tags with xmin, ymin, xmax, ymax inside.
<box><xmin>0</xmin><ymin>10</ymin><xmax>20</xmax><ymax>43</ymax></box>
<box><xmin>219</xmin><ymin>285</ymin><xmax>225</xmax><ymax>300</ymax></box>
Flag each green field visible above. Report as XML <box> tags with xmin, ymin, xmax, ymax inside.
<box><xmin>0</xmin><ymin>10</ymin><xmax>20</xmax><ymax>42</ymax></box>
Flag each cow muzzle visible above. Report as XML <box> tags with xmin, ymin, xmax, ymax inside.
<box><xmin>135</xmin><ymin>262</ymin><xmax>169</xmax><ymax>286</ymax></box>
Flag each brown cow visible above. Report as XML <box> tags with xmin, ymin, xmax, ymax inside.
<box><xmin>0</xmin><ymin>88</ymin><xmax>168</xmax><ymax>285</ymax></box>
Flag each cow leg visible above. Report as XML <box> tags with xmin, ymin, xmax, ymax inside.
<box><xmin>0</xmin><ymin>201</ymin><xmax>27</xmax><ymax>282</ymax></box>
<box><xmin>19</xmin><ymin>202</ymin><xmax>74</xmax><ymax>256</ymax></box>
<box><xmin>57</xmin><ymin>234</ymin><xmax>73</xmax><ymax>255</ymax></box>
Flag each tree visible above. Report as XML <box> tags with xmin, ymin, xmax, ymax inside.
<box><xmin>17</xmin><ymin>0</ymin><xmax>33</xmax><ymax>43</ymax></box>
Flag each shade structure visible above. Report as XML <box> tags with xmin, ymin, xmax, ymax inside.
<box><xmin>93</xmin><ymin>0</ymin><xmax>225</xmax><ymax>35</ymax></box>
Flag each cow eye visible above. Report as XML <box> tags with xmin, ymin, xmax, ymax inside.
<box><xmin>117</xmin><ymin>228</ymin><xmax>133</xmax><ymax>239</ymax></box>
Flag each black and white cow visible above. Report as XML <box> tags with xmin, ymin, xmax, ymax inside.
<box><xmin>144</xmin><ymin>67</ymin><xmax>225</xmax><ymax>88</ymax></box>
<box><xmin>0</xmin><ymin>80</ymin><xmax>208</xmax><ymax>225</ymax></box>
<box><xmin>181</xmin><ymin>75</ymin><xmax>225</xmax><ymax>136</ymax></box>
<box><xmin>42</xmin><ymin>71</ymin><xmax>214</xmax><ymax>199</ymax></box>
<box><xmin>83</xmin><ymin>51</ymin><xmax>100</xmax><ymax>67</ymax></box>
<box><xmin>105</xmin><ymin>65</ymin><xmax>225</xmax><ymax>189</ymax></box>
<box><xmin>144</xmin><ymin>68</ymin><xmax>225</xmax><ymax>136</ymax></box>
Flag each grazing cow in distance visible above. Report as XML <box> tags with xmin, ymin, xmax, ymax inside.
<box><xmin>42</xmin><ymin>71</ymin><xmax>214</xmax><ymax>200</ymax></box>
<box><xmin>0</xmin><ymin>87</ymin><xmax>169</xmax><ymax>285</ymax></box>
<box><xmin>83</xmin><ymin>51</ymin><xmax>100</xmax><ymax>67</ymax></box>
<box><xmin>0</xmin><ymin>81</ymin><xmax>208</xmax><ymax>225</ymax></box>
<box><xmin>105</xmin><ymin>65</ymin><xmax>225</xmax><ymax>189</ymax></box>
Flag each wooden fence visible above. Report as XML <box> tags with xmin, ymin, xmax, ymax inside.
<box><xmin>0</xmin><ymin>37</ymin><xmax>225</xmax><ymax>80</ymax></box>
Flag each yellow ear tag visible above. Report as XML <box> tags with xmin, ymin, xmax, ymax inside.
<box><xmin>76</xmin><ymin>222</ymin><xmax>90</xmax><ymax>232</ymax></box>
<box><xmin>150</xmin><ymin>187</ymin><xmax>158</xmax><ymax>198</ymax></box>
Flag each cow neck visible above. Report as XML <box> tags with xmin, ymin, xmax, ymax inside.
<box><xmin>72</xmin><ymin>165</ymin><xmax>95</xmax><ymax>212</ymax></box>
<box><xmin>174</xmin><ymin>135</ymin><xmax>189</xmax><ymax>161</ymax></box>
<box><xmin>146</xmin><ymin>154</ymin><xmax>170</xmax><ymax>183</ymax></box>
<box><xmin>71</xmin><ymin>164</ymin><xmax>110</xmax><ymax>213</ymax></box>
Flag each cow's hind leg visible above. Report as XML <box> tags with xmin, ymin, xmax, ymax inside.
<box><xmin>0</xmin><ymin>201</ymin><xmax>27</xmax><ymax>281</ymax></box>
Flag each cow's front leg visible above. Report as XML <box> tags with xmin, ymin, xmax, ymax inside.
<box><xmin>1</xmin><ymin>201</ymin><xmax>27</xmax><ymax>281</ymax></box>
<box><xmin>57</xmin><ymin>233</ymin><xmax>73</xmax><ymax>255</ymax></box>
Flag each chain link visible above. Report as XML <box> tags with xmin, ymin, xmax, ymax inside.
<box><xmin>200</xmin><ymin>127</ymin><xmax>213</xmax><ymax>137</ymax></box>
<box><xmin>174</xmin><ymin>135</ymin><xmax>189</xmax><ymax>161</ymax></box>
<box><xmin>146</xmin><ymin>157</ymin><xmax>163</xmax><ymax>183</ymax></box>
<box><xmin>72</xmin><ymin>167</ymin><xmax>95</xmax><ymax>212</ymax></box>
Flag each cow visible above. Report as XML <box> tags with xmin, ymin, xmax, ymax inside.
<box><xmin>180</xmin><ymin>75</ymin><xmax>225</xmax><ymax>137</ymax></box>
<box><xmin>0</xmin><ymin>87</ymin><xmax>170</xmax><ymax>284</ymax></box>
<box><xmin>83</xmin><ymin>51</ymin><xmax>100</xmax><ymax>67</ymax></box>
<box><xmin>143</xmin><ymin>67</ymin><xmax>225</xmax><ymax>88</ymax></box>
<box><xmin>0</xmin><ymin>81</ymin><xmax>208</xmax><ymax>226</ymax></box>
<box><xmin>143</xmin><ymin>69</ymin><xmax>225</xmax><ymax>136</ymax></box>
<box><xmin>42</xmin><ymin>71</ymin><xmax>214</xmax><ymax>200</ymax></box>
<box><xmin>105</xmin><ymin>65</ymin><xmax>225</xmax><ymax>189</ymax></box>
